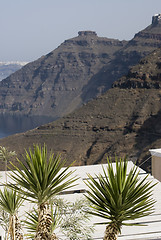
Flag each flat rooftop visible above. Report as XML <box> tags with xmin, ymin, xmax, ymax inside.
<box><xmin>0</xmin><ymin>162</ymin><xmax>161</xmax><ymax>239</ymax></box>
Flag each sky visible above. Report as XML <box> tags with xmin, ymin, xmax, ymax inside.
<box><xmin>0</xmin><ymin>0</ymin><xmax>161</xmax><ymax>62</ymax></box>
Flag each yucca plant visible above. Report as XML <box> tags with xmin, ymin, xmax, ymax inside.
<box><xmin>0</xmin><ymin>146</ymin><xmax>16</xmax><ymax>182</ymax></box>
<box><xmin>23</xmin><ymin>197</ymin><xmax>94</xmax><ymax>240</ymax></box>
<box><xmin>0</xmin><ymin>187</ymin><xmax>24</xmax><ymax>240</ymax></box>
<box><xmin>85</xmin><ymin>157</ymin><xmax>156</xmax><ymax>240</ymax></box>
<box><xmin>24</xmin><ymin>208</ymin><xmax>38</xmax><ymax>239</ymax></box>
<box><xmin>7</xmin><ymin>144</ymin><xmax>78</xmax><ymax>240</ymax></box>
<box><xmin>24</xmin><ymin>205</ymin><xmax>60</xmax><ymax>239</ymax></box>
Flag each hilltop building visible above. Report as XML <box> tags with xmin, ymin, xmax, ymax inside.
<box><xmin>152</xmin><ymin>13</ymin><xmax>161</xmax><ymax>24</ymax></box>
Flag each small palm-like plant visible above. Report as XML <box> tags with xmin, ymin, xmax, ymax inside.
<box><xmin>8</xmin><ymin>144</ymin><xmax>77</xmax><ymax>240</ymax></box>
<box><xmin>24</xmin><ymin>206</ymin><xmax>60</xmax><ymax>239</ymax></box>
<box><xmin>0</xmin><ymin>187</ymin><xmax>24</xmax><ymax>240</ymax></box>
<box><xmin>24</xmin><ymin>208</ymin><xmax>38</xmax><ymax>238</ymax></box>
<box><xmin>85</xmin><ymin>158</ymin><xmax>156</xmax><ymax>240</ymax></box>
<box><xmin>0</xmin><ymin>146</ymin><xmax>16</xmax><ymax>182</ymax></box>
<box><xmin>24</xmin><ymin>198</ymin><xmax>94</xmax><ymax>240</ymax></box>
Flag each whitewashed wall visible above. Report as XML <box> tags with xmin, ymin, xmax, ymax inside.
<box><xmin>0</xmin><ymin>162</ymin><xmax>160</xmax><ymax>239</ymax></box>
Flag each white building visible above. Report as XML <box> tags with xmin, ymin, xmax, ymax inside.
<box><xmin>150</xmin><ymin>148</ymin><xmax>161</xmax><ymax>183</ymax></box>
<box><xmin>0</xmin><ymin>161</ymin><xmax>161</xmax><ymax>239</ymax></box>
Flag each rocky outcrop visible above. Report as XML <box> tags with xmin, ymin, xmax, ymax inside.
<box><xmin>80</xmin><ymin>16</ymin><xmax>161</xmax><ymax>102</ymax></box>
<box><xmin>112</xmin><ymin>49</ymin><xmax>161</xmax><ymax>89</ymax></box>
<box><xmin>78</xmin><ymin>31</ymin><xmax>97</xmax><ymax>36</ymax></box>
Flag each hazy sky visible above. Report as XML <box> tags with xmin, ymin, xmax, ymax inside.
<box><xmin>1</xmin><ymin>0</ymin><xmax>161</xmax><ymax>62</ymax></box>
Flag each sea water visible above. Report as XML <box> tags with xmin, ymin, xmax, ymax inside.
<box><xmin>0</xmin><ymin>113</ymin><xmax>55</xmax><ymax>139</ymax></box>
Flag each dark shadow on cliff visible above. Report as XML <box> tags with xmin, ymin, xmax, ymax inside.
<box><xmin>81</xmin><ymin>50</ymin><xmax>142</xmax><ymax>103</ymax></box>
<box><xmin>135</xmin><ymin>109</ymin><xmax>161</xmax><ymax>172</ymax></box>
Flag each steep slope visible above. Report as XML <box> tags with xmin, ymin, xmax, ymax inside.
<box><xmin>1</xmin><ymin>15</ymin><xmax>161</xmax><ymax>119</ymax></box>
<box><xmin>0</xmin><ymin>31</ymin><xmax>126</xmax><ymax>118</ymax></box>
<box><xmin>1</xmin><ymin>47</ymin><xmax>161</xmax><ymax>172</ymax></box>
<box><xmin>82</xmin><ymin>14</ymin><xmax>161</xmax><ymax>101</ymax></box>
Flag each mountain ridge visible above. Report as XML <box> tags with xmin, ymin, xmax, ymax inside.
<box><xmin>1</xmin><ymin>46</ymin><xmax>161</xmax><ymax>171</ymax></box>
<box><xmin>1</xmin><ymin>16</ymin><xmax>161</xmax><ymax>171</ymax></box>
<box><xmin>1</xmin><ymin>16</ymin><xmax>161</xmax><ymax>118</ymax></box>
<box><xmin>0</xmin><ymin>31</ymin><xmax>126</xmax><ymax>118</ymax></box>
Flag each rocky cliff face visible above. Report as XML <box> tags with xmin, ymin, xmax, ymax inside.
<box><xmin>0</xmin><ymin>31</ymin><xmax>126</xmax><ymax>118</ymax></box>
<box><xmin>82</xmin><ymin>15</ymin><xmax>161</xmax><ymax>101</ymax></box>
<box><xmin>113</xmin><ymin>48</ymin><xmax>161</xmax><ymax>89</ymax></box>
<box><xmin>1</xmin><ymin>16</ymin><xmax>161</xmax><ymax>119</ymax></box>
<box><xmin>1</xmin><ymin>46</ymin><xmax>161</xmax><ymax>172</ymax></box>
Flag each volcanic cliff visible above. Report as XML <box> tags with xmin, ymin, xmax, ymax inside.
<box><xmin>1</xmin><ymin>16</ymin><xmax>161</xmax><ymax>119</ymax></box>
<box><xmin>0</xmin><ymin>31</ymin><xmax>126</xmax><ymax>118</ymax></box>
<box><xmin>1</xmin><ymin>46</ymin><xmax>161</xmax><ymax>172</ymax></box>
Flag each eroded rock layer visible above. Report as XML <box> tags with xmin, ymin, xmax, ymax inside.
<box><xmin>1</xmin><ymin>47</ymin><xmax>161</xmax><ymax>172</ymax></box>
<box><xmin>1</xmin><ymin>16</ymin><xmax>161</xmax><ymax>119</ymax></box>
